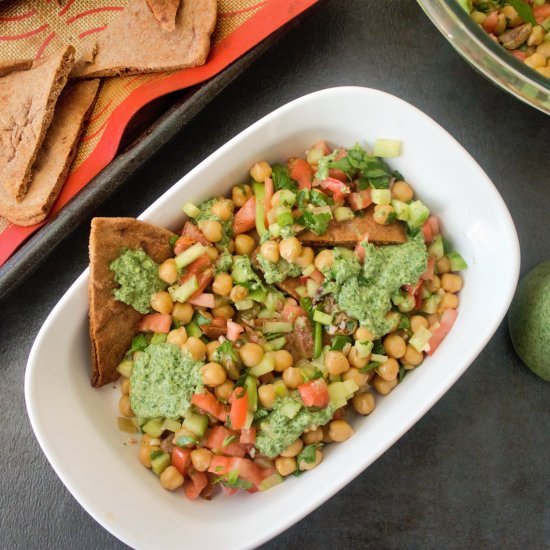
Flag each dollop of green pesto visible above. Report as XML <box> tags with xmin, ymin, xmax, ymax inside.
<box><xmin>110</xmin><ymin>248</ymin><xmax>166</xmax><ymax>314</ymax></box>
<box><xmin>130</xmin><ymin>343</ymin><xmax>204</xmax><ymax>419</ymax></box>
<box><xmin>255</xmin><ymin>392</ymin><xmax>335</xmax><ymax>458</ymax></box>
<box><xmin>215</xmin><ymin>250</ymin><xmax>234</xmax><ymax>274</ymax></box>
<box><xmin>256</xmin><ymin>253</ymin><xmax>302</xmax><ymax>284</ymax></box>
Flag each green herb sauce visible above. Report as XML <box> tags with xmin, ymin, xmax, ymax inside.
<box><xmin>256</xmin><ymin>253</ymin><xmax>302</xmax><ymax>284</ymax></box>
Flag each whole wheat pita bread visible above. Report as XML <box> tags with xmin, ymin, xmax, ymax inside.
<box><xmin>146</xmin><ymin>0</ymin><xmax>180</xmax><ymax>31</ymax></box>
<box><xmin>298</xmin><ymin>207</ymin><xmax>407</xmax><ymax>247</ymax></box>
<box><xmin>0</xmin><ymin>58</ymin><xmax>32</xmax><ymax>77</ymax></box>
<box><xmin>89</xmin><ymin>217</ymin><xmax>176</xmax><ymax>387</ymax></box>
<box><xmin>0</xmin><ymin>79</ymin><xmax>100</xmax><ymax>226</ymax></box>
<box><xmin>72</xmin><ymin>0</ymin><xmax>216</xmax><ymax>79</ymax></box>
<box><xmin>0</xmin><ymin>46</ymin><xmax>75</xmax><ymax>202</ymax></box>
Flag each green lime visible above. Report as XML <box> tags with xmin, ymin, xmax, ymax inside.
<box><xmin>508</xmin><ymin>261</ymin><xmax>550</xmax><ymax>382</ymax></box>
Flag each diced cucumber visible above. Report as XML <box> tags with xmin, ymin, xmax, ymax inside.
<box><xmin>185</xmin><ymin>320</ymin><xmax>203</xmax><ymax>338</ymax></box>
<box><xmin>407</xmin><ymin>200</ymin><xmax>430</xmax><ymax>230</ymax></box>
<box><xmin>244</xmin><ymin>411</ymin><xmax>254</xmax><ymax>430</ymax></box>
<box><xmin>175</xmin><ymin>243</ymin><xmax>205</xmax><ymax>269</ymax></box>
<box><xmin>263</xmin><ymin>321</ymin><xmax>293</xmax><ymax>333</ymax></box>
<box><xmin>117</xmin><ymin>417</ymin><xmax>137</xmax><ymax>434</ymax></box>
<box><xmin>259</xmin><ymin>472</ymin><xmax>285</xmax><ymax>491</ymax></box>
<box><xmin>161</xmin><ymin>418</ymin><xmax>181</xmax><ymax>433</ymax></box>
<box><xmin>342</xmin><ymin>378</ymin><xmax>359</xmax><ymax>396</ymax></box>
<box><xmin>334</xmin><ymin>206</ymin><xmax>355</xmax><ymax>222</ymax></box>
<box><xmin>231</xmin><ymin>263</ymin><xmax>252</xmax><ymax>284</ymax></box>
<box><xmin>295</xmin><ymin>286</ymin><xmax>307</xmax><ymax>298</ymax></box>
<box><xmin>371</xmin><ymin>189</ymin><xmax>392</xmax><ymax>205</ymax></box>
<box><xmin>150</xmin><ymin>333</ymin><xmax>167</xmax><ymax>345</ymax></box>
<box><xmin>420</xmin><ymin>294</ymin><xmax>442</xmax><ymax>314</ymax></box>
<box><xmin>265</xmin><ymin>291</ymin><xmax>284</xmax><ymax>312</ymax></box>
<box><xmin>264</xmin><ymin>336</ymin><xmax>287</xmax><ymax>351</ymax></box>
<box><xmin>355</xmin><ymin>340</ymin><xmax>374</xmax><ymax>358</ymax></box>
<box><xmin>313</xmin><ymin>310</ymin><xmax>333</xmax><ymax>325</ymax></box>
<box><xmin>373</xmin><ymin>138</ymin><xmax>402</xmax><ymax>158</ymax></box>
<box><xmin>409</xmin><ymin>326</ymin><xmax>433</xmax><ymax>353</ymax></box>
<box><xmin>391</xmin><ymin>199</ymin><xmax>410</xmax><ymax>221</ymax></box>
<box><xmin>245</xmin><ymin>376</ymin><xmax>258</xmax><ymax>412</ymax></box>
<box><xmin>248</xmin><ymin>287</ymin><xmax>267</xmax><ymax>303</ymax></box>
<box><xmin>307</xmin><ymin>279</ymin><xmax>320</xmax><ymax>298</ymax></box>
<box><xmin>277</xmin><ymin>211</ymin><xmax>294</xmax><ymax>227</ymax></box>
<box><xmin>258</xmin><ymin>308</ymin><xmax>275</xmax><ymax>319</ymax></box>
<box><xmin>448</xmin><ymin>251</ymin><xmax>468</xmax><ymax>271</ymax></box>
<box><xmin>428</xmin><ymin>235</ymin><xmax>445</xmax><ymax>260</ymax></box>
<box><xmin>151</xmin><ymin>452</ymin><xmax>171</xmax><ymax>476</ymax></box>
<box><xmin>328</xmin><ymin>382</ymin><xmax>348</xmax><ymax>408</ymax></box>
<box><xmin>281</xmin><ymin>400</ymin><xmax>301</xmax><ymax>419</ymax></box>
<box><xmin>249</xmin><ymin>352</ymin><xmax>275</xmax><ymax>377</ymax></box>
<box><xmin>277</xmin><ymin>189</ymin><xmax>296</xmax><ymax>206</ymax></box>
<box><xmin>182</xmin><ymin>202</ymin><xmax>201</xmax><ymax>218</ymax></box>
<box><xmin>183</xmin><ymin>412</ymin><xmax>209</xmax><ymax>437</ymax></box>
<box><xmin>253</xmin><ymin>182</ymin><xmax>267</xmax><ymax>237</ymax></box>
<box><xmin>235</xmin><ymin>299</ymin><xmax>254</xmax><ymax>311</ymax></box>
<box><xmin>142</xmin><ymin>418</ymin><xmax>164</xmax><ymax>437</ymax></box>
<box><xmin>273</xmin><ymin>379</ymin><xmax>288</xmax><ymax>397</ymax></box>
<box><xmin>117</xmin><ymin>359</ymin><xmax>133</xmax><ymax>378</ymax></box>
<box><xmin>169</xmin><ymin>276</ymin><xmax>198</xmax><ymax>303</ymax></box>
<box><xmin>371</xmin><ymin>353</ymin><xmax>388</xmax><ymax>363</ymax></box>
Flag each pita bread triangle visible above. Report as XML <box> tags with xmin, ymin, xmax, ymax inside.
<box><xmin>146</xmin><ymin>0</ymin><xmax>180</xmax><ymax>32</ymax></box>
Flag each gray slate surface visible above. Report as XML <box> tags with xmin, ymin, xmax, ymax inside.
<box><xmin>1</xmin><ymin>1</ymin><xmax>549</xmax><ymax>549</ymax></box>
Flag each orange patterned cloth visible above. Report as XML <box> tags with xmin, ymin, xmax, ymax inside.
<box><xmin>0</xmin><ymin>0</ymin><xmax>317</xmax><ymax>266</ymax></box>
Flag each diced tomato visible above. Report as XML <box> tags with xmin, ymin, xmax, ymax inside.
<box><xmin>191</xmin><ymin>391</ymin><xmax>227</xmax><ymax>422</ymax></box>
<box><xmin>183</xmin><ymin>469</ymin><xmax>208</xmax><ymax>500</ymax></box>
<box><xmin>404</xmin><ymin>279</ymin><xmax>422</xmax><ymax>296</ymax></box>
<box><xmin>240</xmin><ymin>427</ymin><xmax>256</xmax><ymax>445</ymax></box>
<box><xmin>311</xmin><ymin>140</ymin><xmax>331</xmax><ymax>155</ymax></box>
<box><xmin>422</xmin><ymin>221</ymin><xmax>433</xmax><ymax>244</ymax></box>
<box><xmin>171</xmin><ymin>447</ymin><xmax>191</xmax><ymax>475</ymax></box>
<box><xmin>282</xmin><ymin>304</ymin><xmax>307</xmax><ymax>323</ymax></box>
<box><xmin>511</xmin><ymin>50</ymin><xmax>528</xmax><ymax>61</ymax></box>
<box><xmin>180</xmin><ymin>221</ymin><xmax>209</xmax><ymax>246</ymax></box>
<box><xmin>421</xmin><ymin>257</ymin><xmax>436</xmax><ymax>281</ymax></box>
<box><xmin>289</xmin><ymin>158</ymin><xmax>314</xmax><ymax>190</ymax></box>
<box><xmin>427</xmin><ymin>216</ymin><xmax>439</xmax><ymax>236</ymax></box>
<box><xmin>534</xmin><ymin>5</ymin><xmax>550</xmax><ymax>24</ymax></box>
<box><xmin>229</xmin><ymin>388</ymin><xmax>248</xmax><ymax>430</ymax></box>
<box><xmin>354</xmin><ymin>234</ymin><xmax>369</xmax><ymax>262</ymax></box>
<box><xmin>319</xmin><ymin>177</ymin><xmax>350</xmax><ymax>203</ymax></box>
<box><xmin>264</xmin><ymin>177</ymin><xmax>274</xmax><ymax>226</ymax></box>
<box><xmin>138</xmin><ymin>313</ymin><xmax>171</xmax><ymax>333</ymax></box>
<box><xmin>173</xmin><ymin>236</ymin><xmax>195</xmax><ymax>256</ymax></box>
<box><xmin>348</xmin><ymin>190</ymin><xmax>372</xmax><ymax>211</ymax></box>
<box><xmin>335</xmin><ymin>147</ymin><xmax>347</xmax><ymax>160</ymax></box>
<box><xmin>298</xmin><ymin>378</ymin><xmax>330</xmax><ymax>408</ymax></box>
<box><xmin>415</xmin><ymin>281</ymin><xmax>424</xmax><ymax>310</ymax></box>
<box><xmin>206</xmin><ymin>426</ymin><xmax>246</xmax><ymax>457</ymax></box>
<box><xmin>227</xmin><ymin>320</ymin><xmax>244</xmax><ymax>342</ymax></box>
<box><xmin>328</xmin><ymin>168</ymin><xmax>347</xmax><ymax>182</ymax></box>
<box><xmin>309</xmin><ymin>269</ymin><xmax>324</xmax><ymax>284</ymax></box>
<box><xmin>233</xmin><ymin>196</ymin><xmax>256</xmax><ymax>234</ymax></box>
<box><xmin>208</xmin><ymin>456</ymin><xmax>265</xmax><ymax>488</ymax></box>
<box><xmin>482</xmin><ymin>10</ymin><xmax>498</xmax><ymax>33</ymax></box>
<box><xmin>221</xmin><ymin>485</ymin><xmax>238</xmax><ymax>496</ymax></box>
<box><xmin>187</xmin><ymin>293</ymin><xmax>216</xmax><ymax>308</ymax></box>
<box><xmin>427</xmin><ymin>309</ymin><xmax>458</xmax><ymax>356</ymax></box>
<box><xmin>179</xmin><ymin>255</ymin><xmax>213</xmax><ymax>300</ymax></box>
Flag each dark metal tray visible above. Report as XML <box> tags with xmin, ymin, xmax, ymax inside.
<box><xmin>0</xmin><ymin>10</ymin><xmax>314</xmax><ymax>301</ymax></box>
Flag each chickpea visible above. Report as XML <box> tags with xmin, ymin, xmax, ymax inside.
<box><xmin>275</xmin><ymin>456</ymin><xmax>297</xmax><ymax>476</ymax></box>
<box><xmin>410</xmin><ymin>315</ymin><xmax>429</xmax><ymax>333</ymax></box>
<box><xmin>119</xmin><ymin>394</ymin><xmax>133</xmax><ymax>417</ymax></box>
<box><xmin>258</xmin><ymin>384</ymin><xmax>276</xmax><ymax>409</ymax></box>
<box><xmin>352</xmin><ymin>392</ymin><xmax>375</xmax><ymax>415</ymax></box>
<box><xmin>260</xmin><ymin>240</ymin><xmax>280</xmax><ymax>263</ymax></box>
<box><xmin>214</xmin><ymin>379</ymin><xmax>234</xmax><ymax>402</ymax></box>
<box><xmin>377</xmin><ymin>358</ymin><xmax>399</xmax><ymax>381</ymax></box>
<box><xmin>439</xmin><ymin>292</ymin><xmax>459</xmax><ymax>311</ymax></box>
<box><xmin>373</xmin><ymin>204</ymin><xmax>396</xmax><ymax>225</ymax></box>
<box><xmin>280</xmin><ymin>439</ymin><xmax>303</xmax><ymax>458</ymax></box>
<box><xmin>239</xmin><ymin>342</ymin><xmax>264</xmax><ymax>367</ymax></box>
<box><xmin>282</xmin><ymin>367</ymin><xmax>305</xmax><ymax>389</ymax></box>
<box><xmin>427</xmin><ymin>313</ymin><xmax>440</xmax><ymax>326</ymax></box>
<box><xmin>234</xmin><ymin>234</ymin><xmax>255</xmax><ymax>256</ymax></box>
<box><xmin>167</xmin><ymin>327</ymin><xmax>188</xmax><ymax>347</ymax></box>
<box><xmin>329</xmin><ymin>420</ymin><xmax>354</xmax><ymax>442</ymax></box>
<box><xmin>398</xmin><ymin>293</ymin><xmax>416</xmax><ymax>313</ymax></box>
<box><xmin>201</xmin><ymin>362</ymin><xmax>227</xmax><ymax>387</ymax></box>
<box><xmin>501</xmin><ymin>5</ymin><xmax>522</xmax><ymax>28</ymax></box>
<box><xmin>373</xmin><ymin>375</ymin><xmax>398</xmax><ymax>395</ymax></box>
<box><xmin>211</xmin><ymin>199</ymin><xmax>233</xmax><ymax>221</ymax></box>
<box><xmin>528</xmin><ymin>25</ymin><xmax>545</xmax><ymax>47</ymax></box>
<box><xmin>343</xmin><ymin>367</ymin><xmax>369</xmax><ymax>387</ymax></box>
<box><xmin>212</xmin><ymin>272</ymin><xmax>233</xmax><ymax>297</ymax></box>
<box><xmin>322</xmin><ymin>425</ymin><xmax>333</xmax><ymax>443</ymax></box>
<box><xmin>160</xmin><ymin>466</ymin><xmax>184</xmax><ymax>491</ymax></box>
<box><xmin>535</xmin><ymin>66</ymin><xmax>550</xmax><ymax>78</ymax></box>
<box><xmin>230</xmin><ymin>285</ymin><xmax>249</xmax><ymax>303</ymax></box>
<box><xmin>232</xmin><ymin>184</ymin><xmax>252</xmax><ymax>207</ymax></box>
<box><xmin>524</xmin><ymin>52</ymin><xmax>546</xmax><ymax>69</ymax></box>
<box><xmin>139</xmin><ymin>444</ymin><xmax>160</xmax><ymax>468</ymax></box>
<box><xmin>298</xmin><ymin>449</ymin><xmax>323</xmax><ymax>471</ymax></box>
<box><xmin>494</xmin><ymin>12</ymin><xmax>506</xmax><ymax>34</ymax></box>
<box><xmin>295</xmin><ymin>247</ymin><xmax>315</xmax><ymax>269</ymax></box>
<box><xmin>158</xmin><ymin>258</ymin><xmax>178</xmax><ymax>285</ymax></box>
<box><xmin>141</xmin><ymin>434</ymin><xmax>153</xmax><ymax>447</ymax></box>
<box><xmin>198</xmin><ymin>219</ymin><xmax>223</xmax><ymax>243</ymax></box>
<box><xmin>205</xmin><ymin>246</ymin><xmax>219</xmax><ymax>261</ymax></box>
<box><xmin>150</xmin><ymin>291</ymin><xmax>173</xmax><ymax>314</ymax></box>
<box><xmin>402</xmin><ymin>344</ymin><xmax>424</xmax><ymax>367</ymax></box>
<box><xmin>120</xmin><ymin>377</ymin><xmax>131</xmax><ymax>395</ymax></box>
<box><xmin>536</xmin><ymin>42</ymin><xmax>550</xmax><ymax>58</ymax></box>
<box><xmin>273</xmin><ymin>350</ymin><xmax>293</xmax><ymax>372</ymax></box>
<box><xmin>354</xmin><ymin>326</ymin><xmax>376</xmax><ymax>342</ymax></box>
<box><xmin>182</xmin><ymin>337</ymin><xmax>206</xmax><ymax>361</ymax></box>
<box><xmin>302</xmin><ymin>427</ymin><xmax>323</xmax><ymax>445</ymax></box>
<box><xmin>172</xmin><ymin>302</ymin><xmax>194</xmax><ymax>324</ymax></box>
<box><xmin>383</xmin><ymin>334</ymin><xmax>406</xmax><ymax>359</ymax></box>
<box><xmin>441</xmin><ymin>273</ymin><xmax>463</xmax><ymax>293</ymax></box>
<box><xmin>425</xmin><ymin>275</ymin><xmax>441</xmax><ymax>293</ymax></box>
<box><xmin>226</xmin><ymin>239</ymin><xmax>235</xmax><ymax>254</ymax></box>
<box><xmin>190</xmin><ymin>448</ymin><xmax>213</xmax><ymax>472</ymax></box>
<box><xmin>436</xmin><ymin>256</ymin><xmax>451</xmax><ymax>275</ymax></box>
<box><xmin>212</xmin><ymin>304</ymin><xmax>235</xmax><ymax>320</ymax></box>
<box><xmin>325</xmin><ymin>350</ymin><xmax>350</xmax><ymax>376</ymax></box>
<box><xmin>206</xmin><ymin>340</ymin><xmax>221</xmax><ymax>361</ymax></box>
<box><xmin>314</xmin><ymin>249</ymin><xmax>333</xmax><ymax>272</ymax></box>
<box><xmin>279</xmin><ymin>237</ymin><xmax>302</xmax><ymax>263</ymax></box>
<box><xmin>347</xmin><ymin>347</ymin><xmax>369</xmax><ymax>369</ymax></box>
<box><xmin>392</xmin><ymin>180</ymin><xmax>414</xmax><ymax>202</ymax></box>
<box><xmin>250</xmin><ymin>161</ymin><xmax>272</xmax><ymax>182</ymax></box>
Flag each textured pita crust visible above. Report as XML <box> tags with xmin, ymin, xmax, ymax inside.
<box><xmin>0</xmin><ymin>46</ymin><xmax>75</xmax><ymax>202</ymax></box>
<box><xmin>146</xmin><ymin>0</ymin><xmax>180</xmax><ymax>31</ymax></box>
<box><xmin>298</xmin><ymin>207</ymin><xmax>407</xmax><ymax>247</ymax></box>
<box><xmin>0</xmin><ymin>80</ymin><xmax>100</xmax><ymax>226</ymax></box>
<box><xmin>72</xmin><ymin>0</ymin><xmax>216</xmax><ymax>79</ymax></box>
<box><xmin>89</xmin><ymin>218</ymin><xmax>176</xmax><ymax>387</ymax></box>
<box><xmin>0</xmin><ymin>59</ymin><xmax>32</xmax><ymax>77</ymax></box>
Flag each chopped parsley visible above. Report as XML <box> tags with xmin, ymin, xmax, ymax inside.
<box><xmin>272</xmin><ymin>164</ymin><xmax>298</xmax><ymax>193</ymax></box>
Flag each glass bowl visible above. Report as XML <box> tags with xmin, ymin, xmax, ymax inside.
<box><xmin>417</xmin><ymin>0</ymin><xmax>550</xmax><ymax>115</ymax></box>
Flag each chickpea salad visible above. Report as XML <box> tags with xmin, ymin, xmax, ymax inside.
<box><xmin>459</xmin><ymin>0</ymin><xmax>550</xmax><ymax>77</ymax></box>
<box><xmin>105</xmin><ymin>138</ymin><xmax>467</xmax><ymax>500</ymax></box>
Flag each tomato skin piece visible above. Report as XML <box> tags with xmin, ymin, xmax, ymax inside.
<box><xmin>309</xmin><ymin>269</ymin><xmax>324</xmax><ymax>284</ymax></box>
<box><xmin>173</xmin><ymin>236</ymin><xmax>195</xmax><ymax>256</ymax></box>
<box><xmin>227</xmin><ymin>320</ymin><xmax>244</xmax><ymax>342</ymax></box>
<box><xmin>240</xmin><ymin>427</ymin><xmax>256</xmax><ymax>445</ymax></box>
<box><xmin>319</xmin><ymin>177</ymin><xmax>350</xmax><ymax>202</ymax></box>
<box><xmin>206</xmin><ymin>425</ymin><xmax>246</xmax><ymax>457</ymax></box>
<box><xmin>511</xmin><ymin>50</ymin><xmax>528</xmax><ymax>61</ymax></box>
<box><xmin>282</xmin><ymin>304</ymin><xmax>307</xmax><ymax>323</ymax></box>
<box><xmin>421</xmin><ymin>257</ymin><xmax>436</xmax><ymax>281</ymax></box>
<box><xmin>183</xmin><ymin>470</ymin><xmax>208</xmax><ymax>500</ymax></box>
<box><xmin>221</xmin><ymin>484</ymin><xmax>238</xmax><ymax>496</ymax></box>
<box><xmin>298</xmin><ymin>378</ymin><xmax>330</xmax><ymax>408</ymax></box>
<box><xmin>233</xmin><ymin>196</ymin><xmax>256</xmax><ymax>235</ymax></box>
<box><xmin>171</xmin><ymin>447</ymin><xmax>191</xmax><ymax>475</ymax></box>
<box><xmin>187</xmin><ymin>293</ymin><xmax>216</xmax><ymax>308</ymax></box>
<box><xmin>208</xmin><ymin>456</ymin><xmax>265</xmax><ymax>488</ymax></box>
<box><xmin>229</xmin><ymin>388</ymin><xmax>249</xmax><ymax>430</ymax></box>
<box><xmin>180</xmin><ymin>221</ymin><xmax>210</xmax><ymax>246</ymax></box>
<box><xmin>482</xmin><ymin>10</ymin><xmax>498</xmax><ymax>33</ymax></box>
<box><xmin>348</xmin><ymin>190</ymin><xmax>372</xmax><ymax>211</ymax></box>
<box><xmin>139</xmin><ymin>313</ymin><xmax>172</xmax><ymax>333</ymax></box>
<box><xmin>427</xmin><ymin>216</ymin><xmax>439</xmax><ymax>236</ymax></box>
<box><xmin>422</xmin><ymin>221</ymin><xmax>433</xmax><ymax>243</ymax></box>
<box><xmin>191</xmin><ymin>391</ymin><xmax>227</xmax><ymax>422</ymax></box>
<box><xmin>289</xmin><ymin>159</ymin><xmax>314</xmax><ymax>190</ymax></box>
<box><xmin>427</xmin><ymin>309</ymin><xmax>458</xmax><ymax>356</ymax></box>
<box><xmin>534</xmin><ymin>5</ymin><xmax>550</xmax><ymax>24</ymax></box>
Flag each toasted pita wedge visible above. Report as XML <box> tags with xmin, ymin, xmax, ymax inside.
<box><xmin>0</xmin><ymin>58</ymin><xmax>32</xmax><ymax>77</ymax></box>
<box><xmin>0</xmin><ymin>80</ymin><xmax>100</xmax><ymax>226</ymax></box>
<box><xmin>0</xmin><ymin>46</ymin><xmax>75</xmax><ymax>202</ymax></box>
<box><xmin>298</xmin><ymin>207</ymin><xmax>406</xmax><ymax>247</ymax></box>
<box><xmin>147</xmin><ymin>0</ymin><xmax>180</xmax><ymax>31</ymax></box>
<box><xmin>89</xmin><ymin>217</ymin><xmax>176</xmax><ymax>387</ymax></box>
<box><xmin>72</xmin><ymin>0</ymin><xmax>216</xmax><ymax>79</ymax></box>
